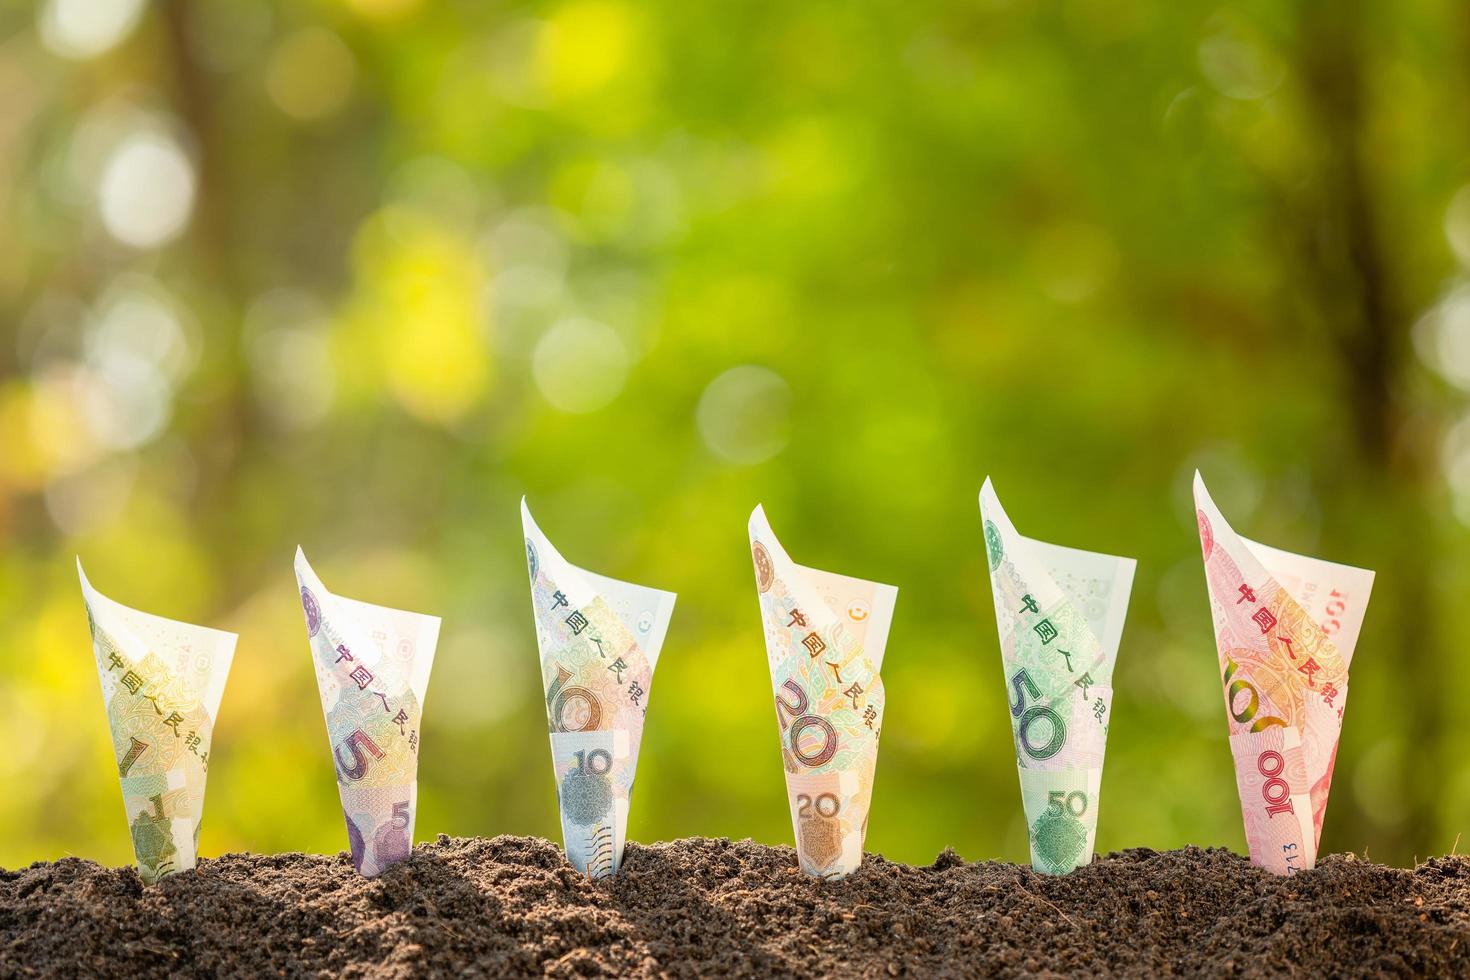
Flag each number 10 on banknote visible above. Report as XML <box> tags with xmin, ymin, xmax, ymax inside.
<box><xmin>522</xmin><ymin>500</ymin><xmax>676</xmax><ymax>878</ymax></box>
<box><xmin>979</xmin><ymin>479</ymin><xmax>1136</xmax><ymax>875</ymax></box>
<box><xmin>1194</xmin><ymin>473</ymin><xmax>1373</xmax><ymax>874</ymax></box>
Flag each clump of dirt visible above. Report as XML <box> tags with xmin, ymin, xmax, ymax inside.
<box><xmin>3</xmin><ymin>836</ymin><xmax>1469</xmax><ymax>977</ymax></box>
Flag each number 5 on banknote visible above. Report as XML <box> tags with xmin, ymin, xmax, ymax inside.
<box><xmin>979</xmin><ymin>479</ymin><xmax>1136</xmax><ymax>875</ymax></box>
<box><xmin>294</xmin><ymin>549</ymin><xmax>440</xmax><ymax>877</ymax></box>
<box><xmin>1193</xmin><ymin>473</ymin><xmax>1374</xmax><ymax>874</ymax></box>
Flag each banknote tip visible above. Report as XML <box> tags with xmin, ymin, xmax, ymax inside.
<box><xmin>1191</xmin><ymin>470</ymin><xmax>1209</xmax><ymax>502</ymax></box>
<box><xmin>748</xmin><ymin>503</ymin><xmax>771</xmax><ymax>537</ymax></box>
<box><xmin>521</xmin><ymin>499</ymin><xmax>544</xmax><ymax>542</ymax></box>
<box><xmin>978</xmin><ymin>479</ymin><xmax>1004</xmax><ymax>523</ymax></box>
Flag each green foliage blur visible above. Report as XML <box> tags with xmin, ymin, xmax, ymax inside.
<box><xmin>2</xmin><ymin>0</ymin><xmax>1469</xmax><ymax>873</ymax></box>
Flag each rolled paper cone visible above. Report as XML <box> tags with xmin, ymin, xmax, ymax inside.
<box><xmin>979</xmin><ymin>479</ymin><xmax>1135</xmax><ymax>875</ymax></box>
<box><xmin>1193</xmin><ymin>473</ymin><xmax>1373</xmax><ymax>874</ymax></box>
<box><xmin>748</xmin><ymin>505</ymin><xmax>895</xmax><ymax>880</ymax></box>
<box><xmin>522</xmin><ymin>500</ymin><xmax>675</xmax><ymax>878</ymax></box>
<box><xmin>294</xmin><ymin>549</ymin><xmax>439</xmax><ymax>877</ymax></box>
<box><xmin>78</xmin><ymin>560</ymin><xmax>237</xmax><ymax>885</ymax></box>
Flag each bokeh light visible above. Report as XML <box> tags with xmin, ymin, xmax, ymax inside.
<box><xmin>532</xmin><ymin>318</ymin><xmax>629</xmax><ymax>413</ymax></box>
<box><xmin>245</xmin><ymin>290</ymin><xmax>336</xmax><ymax>431</ymax></box>
<box><xmin>97</xmin><ymin>130</ymin><xmax>196</xmax><ymax>249</ymax></box>
<box><xmin>1414</xmin><ymin>283</ymin><xmax>1470</xmax><ymax>392</ymax></box>
<box><xmin>696</xmin><ymin>366</ymin><xmax>791</xmax><ymax>465</ymax></box>
<box><xmin>38</xmin><ymin>0</ymin><xmax>145</xmax><ymax>61</ymax></box>
<box><xmin>265</xmin><ymin>28</ymin><xmax>356</xmax><ymax>122</ymax></box>
<box><xmin>1445</xmin><ymin>185</ymin><xmax>1470</xmax><ymax>270</ymax></box>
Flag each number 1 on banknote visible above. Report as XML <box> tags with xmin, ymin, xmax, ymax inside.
<box><xmin>1194</xmin><ymin>473</ymin><xmax>1373</xmax><ymax>874</ymax></box>
<box><xmin>78</xmin><ymin>561</ymin><xmax>237</xmax><ymax>885</ymax></box>
<box><xmin>979</xmin><ymin>478</ymin><xmax>1136</xmax><ymax>875</ymax></box>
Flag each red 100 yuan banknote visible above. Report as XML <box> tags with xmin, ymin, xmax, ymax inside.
<box><xmin>1194</xmin><ymin>473</ymin><xmax>1373</xmax><ymax>874</ymax></box>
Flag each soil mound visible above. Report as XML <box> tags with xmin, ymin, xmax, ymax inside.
<box><xmin>3</xmin><ymin>836</ymin><xmax>1468</xmax><ymax>977</ymax></box>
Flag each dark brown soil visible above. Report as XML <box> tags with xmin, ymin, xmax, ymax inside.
<box><xmin>3</xmin><ymin>836</ymin><xmax>1469</xmax><ymax>978</ymax></box>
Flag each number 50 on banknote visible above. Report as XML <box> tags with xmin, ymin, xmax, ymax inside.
<box><xmin>979</xmin><ymin>479</ymin><xmax>1136</xmax><ymax>876</ymax></box>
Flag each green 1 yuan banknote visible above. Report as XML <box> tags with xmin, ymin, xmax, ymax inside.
<box><xmin>522</xmin><ymin>499</ymin><xmax>676</xmax><ymax>878</ymax></box>
<box><xmin>295</xmin><ymin>549</ymin><xmax>440</xmax><ymax>877</ymax></box>
<box><xmin>79</xmin><ymin>560</ymin><xmax>237</xmax><ymax>885</ymax></box>
<box><xmin>979</xmin><ymin>479</ymin><xmax>1135</xmax><ymax>876</ymax></box>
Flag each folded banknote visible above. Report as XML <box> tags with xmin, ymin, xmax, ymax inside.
<box><xmin>79</xmin><ymin>560</ymin><xmax>237</xmax><ymax>884</ymax></box>
<box><xmin>748</xmin><ymin>505</ymin><xmax>895</xmax><ymax>879</ymax></box>
<box><xmin>295</xmin><ymin>549</ymin><xmax>439</xmax><ymax>877</ymax></box>
<box><xmin>1194</xmin><ymin>473</ymin><xmax>1373</xmax><ymax>874</ymax></box>
<box><xmin>979</xmin><ymin>479</ymin><xmax>1135</xmax><ymax>875</ymax></box>
<box><xmin>523</xmin><ymin>500</ymin><xmax>676</xmax><ymax>877</ymax></box>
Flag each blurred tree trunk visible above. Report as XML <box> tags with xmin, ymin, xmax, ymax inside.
<box><xmin>158</xmin><ymin>0</ymin><xmax>258</xmax><ymax>578</ymax></box>
<box><xmin>159</xmin><ymin>0</ymin><xmax>234</xmax><ymax>292</ymax></box>
<box><xmin>1287</xmin><ymin>0</ymin><xmax>1438</xmax><ymax>860</ymax></box>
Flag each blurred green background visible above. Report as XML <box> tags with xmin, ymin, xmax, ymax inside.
<box><xmin>2</xmin><ymin>0</ymin><xmax>1469</xmax><ymax>873</ymax></box>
